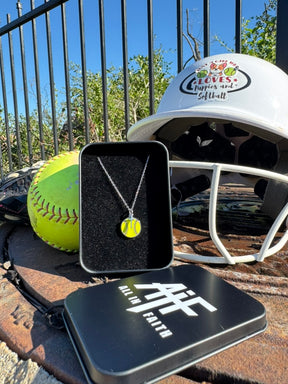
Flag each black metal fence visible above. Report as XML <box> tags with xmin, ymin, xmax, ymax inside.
<box><xmin>0</xmin><ymin>0</ymin><xmax>286</xmax><ymax>176</ymax></box>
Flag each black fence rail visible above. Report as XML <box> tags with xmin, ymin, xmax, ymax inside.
<box><xmin>0</xmin><ymin>0</ymin><xmax>286</xmax><ymax>176</ymax></box>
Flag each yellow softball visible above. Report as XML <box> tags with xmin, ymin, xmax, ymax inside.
<box><xmin>27</xmin><ymin>151</ymin><xmax>79</xmax><ymax>252</ymax></box>
<box><xmin>120</xmin><ymin>217</ymin><xmax>141</xmax><ymax>238</ymax></box>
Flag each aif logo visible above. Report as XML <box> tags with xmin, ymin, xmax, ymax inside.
<box><xmin>119</xmin><ymin>283</ymin><xmax>217</xmax><ymax>339</ymax></box>
<box><xmin>127</xmin><ymin>283</ymin><xmax>217</xmax><ymax>316</ymax></box>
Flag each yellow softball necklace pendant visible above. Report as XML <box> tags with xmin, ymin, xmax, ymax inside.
<box><xmin>120</xmin><ymin>215</ymin><xmax>141</xmax><ymax>238</ymax></box>
<box><xmin>97</xmin><ymin>155</ymin><xmax>150</xmax><ymax>239</ymax></box>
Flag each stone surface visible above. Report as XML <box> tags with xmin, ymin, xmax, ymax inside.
<box><xmin>0</xmin><ymin>222</ymin><xmax>287</xmax><ymax>383</ymax></box>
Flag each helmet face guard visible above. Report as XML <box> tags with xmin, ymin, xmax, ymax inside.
<box><xmin>128</xmin><ymin>53</ymin><xmax>288</xmax><ymax>264</ymax></box>
<box><xmin>170</xmin><ymin>160</ymin><xmax>288</xmax><ymax>264</ymax></box>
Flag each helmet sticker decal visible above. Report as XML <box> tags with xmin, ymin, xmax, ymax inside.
<box><xmin>180</xmin><ymin>59</ymin><xmax>251</xmax><ymax>101</ymax></box>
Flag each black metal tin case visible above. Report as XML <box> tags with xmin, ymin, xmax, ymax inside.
<box><xmin>79</xmin><ymin>141</ymin><xmax>173</xmax><ymax>274</ymax></box>
<box><xmin>63</xmin><ymin>265</ymin><xmax>267</xmax><ymax>384</ymax></box>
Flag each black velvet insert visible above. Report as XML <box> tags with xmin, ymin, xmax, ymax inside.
<box><xmin>79</xmin><ymin>141</ymin><xmax>173</xmax><ymax>273</ymax></box>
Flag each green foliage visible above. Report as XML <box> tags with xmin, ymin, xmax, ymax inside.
<box><xmin>0</xmin><ymin>48</ymin><xmax>172</xmax><ymax>174</ymax></box>
<box><xmin>214</xmin><ymin>0</ymin><xmax>277</xmax><ymax>63</ymax></box>
<box><xmin>68</xmin><ymin>48</ymin><xmax>173</xmax><ymax>145</ymax></box>
<box><xmin>241</xmin><ymin>0</ymin><xmax>277</xmax><ymax>63</ymax></box>
<box><xmin>0</xmin><ymin>95</ymin><xmax>68</xmax><ymax>174</ymax></box>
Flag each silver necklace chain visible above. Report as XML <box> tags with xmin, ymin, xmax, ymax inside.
<box><xmin>97</xmin><ymin>155</ymin><xmax>150</xmax><ymax>218</ymax></box>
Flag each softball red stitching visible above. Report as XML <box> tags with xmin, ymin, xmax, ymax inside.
<box><xmin>30</xmin><ymin>186</ymin><xmax>79</xmax><ymax>224</ymax></box>
<box><xmin>29</xmin><ymin>151</ymin><xmax>79</xmax><ymax>225</ymax></box>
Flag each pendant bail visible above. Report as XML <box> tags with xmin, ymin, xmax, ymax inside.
<box><xmin>128</xmin><ymin>209</ymin><xmax>134</xmax><ymax>219</ymax></box>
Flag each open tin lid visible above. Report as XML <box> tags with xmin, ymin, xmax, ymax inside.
<box><xmin>63</xmin><ymin>265</ymin><xmax>267</xmax><ymax>384</ymax></box>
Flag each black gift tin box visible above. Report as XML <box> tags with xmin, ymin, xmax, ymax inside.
<box><xmin>79</xmin><ymin>141</ymin><xmax>173</xmax><ymax>274</ymax></box>
<box><xmin>63</xmin><ymin>265</ymin><xmax>267</xmax><ymax>384</ymax></box>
